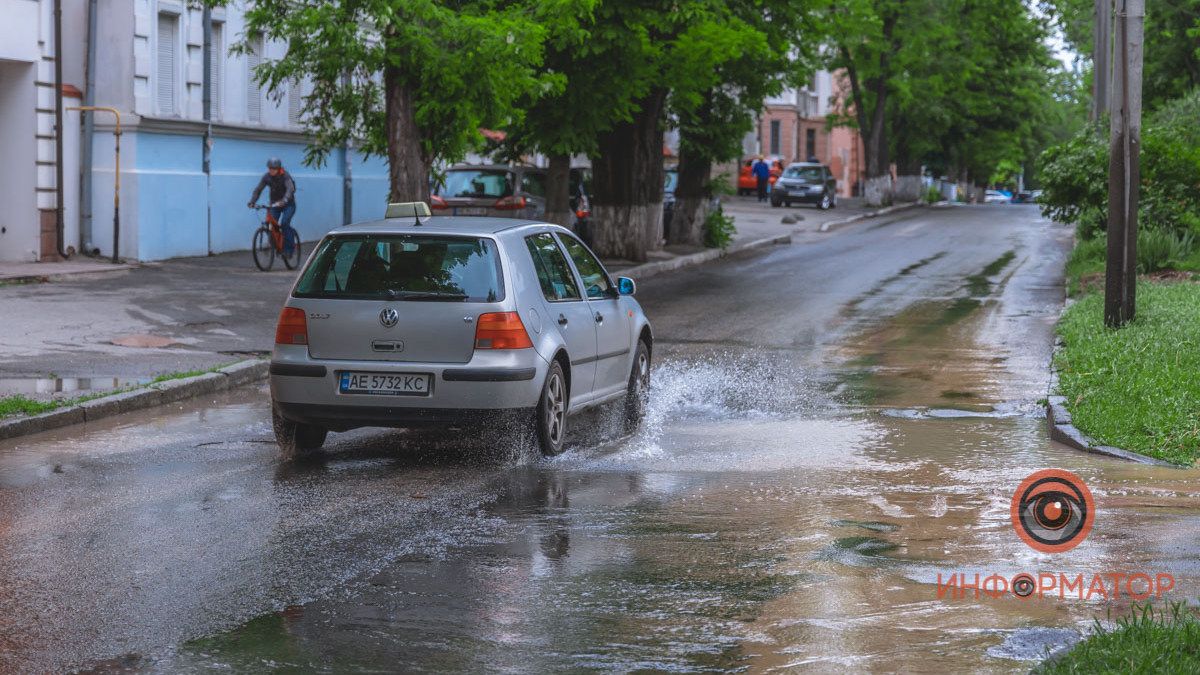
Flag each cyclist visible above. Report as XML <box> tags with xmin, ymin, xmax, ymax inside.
<box><xmin>248</xmin><ymin>158</ymin><xmax>297</xmax><ymax>255</ymax></box>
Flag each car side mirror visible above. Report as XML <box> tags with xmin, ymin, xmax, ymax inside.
<box><xmin>617</xmin><ymin>276</ymin><xmax>636</xmax><ymax>296</ymax></box>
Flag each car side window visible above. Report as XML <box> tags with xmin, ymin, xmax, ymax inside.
<box><xmin>525</xmin><ymin>233</ymin><xmax>581</xmax><ymax>302</ymax></box>
<box><xmin>558</xmin><ymin>234</ymin><xmax>612</xmax><ymax>299</ymax></box>
<box><xmin>521</xmin><ymin>172</ymin><xmax>546</xmax><ymax>198</ymax></box>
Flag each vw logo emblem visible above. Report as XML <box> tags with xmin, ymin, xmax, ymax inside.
<box><xmin>379</xmin><ymin>308</ymin><xmax>399</xmax><ymax>328</ymax></box>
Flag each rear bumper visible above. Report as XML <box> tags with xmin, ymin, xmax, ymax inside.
<box><xmin>269</xmin><ymin>347</ymin><xmax>549</xmax><ymax>430</ymax></box>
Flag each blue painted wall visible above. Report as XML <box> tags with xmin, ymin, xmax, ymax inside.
<box><xmin>94</xmin><ymin>129</ymin><xmax>391</xmax><ymax>261</ymax></box>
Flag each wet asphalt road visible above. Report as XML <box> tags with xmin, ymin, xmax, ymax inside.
<box><xmin>4</xmin><ymin>204</ymin><xmax>1200</xmax><ymax>673</ymax></box>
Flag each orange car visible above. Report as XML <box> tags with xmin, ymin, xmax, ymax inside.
<box><xmin>736</xmin><ymin>160</ymin><xmax>781</xmax><ymax>196</ymax></box>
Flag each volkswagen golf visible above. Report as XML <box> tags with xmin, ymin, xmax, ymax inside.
<box><xmin>268</xmin><ymin>203</ymin><xmax>653</xmax><ymax>460</ymax></box>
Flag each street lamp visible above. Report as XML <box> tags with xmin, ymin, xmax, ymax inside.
<box><xmin>65</xmin><ymin>106</ymin><xmax>121</xmax><ymax>264</ymax></box>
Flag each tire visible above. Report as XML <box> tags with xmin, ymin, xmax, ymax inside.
<box><xmin>280</xmin><ymin>232</ymin><xmax>303</xmax><ymax>270</ymax></box>
<box><xmin>272</xmin><ymin>407</ymin><xmax>327</xmax><ymax>461</ymax></box>
<box><xmin>831</xmin><ymin>193</ymin><xmax>838</xmax><ymax>208</ymax></box>
<box><xmin>818</xmin><ymin>191</ymin><xmax>833</xmax><ymax>210</ymax></box>
<box><xmin>534</xmin><ymin>360</ymin><xmax>568</xmax><ymax>456</ymax></box>
<box><xmin>252</xmin><ymin>227</ymin><xmax>275</xmax><ymax>271</ymax></box>
<box><xmin>785</xmin><ymin>200</ymin><xmax>792</xmax><ymax>208</ymax></box>
<box><xmin>770</xmin><ymin>194</ymin><xmax>783</xmax><ymax>208</ymax></box>
<box><xmin>623</xmin><ymin>340</ymin><xmax>651</xmax><ymax>434</ymax></box>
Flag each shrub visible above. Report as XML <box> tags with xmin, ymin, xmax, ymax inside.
<box><xmin>1038</xmin><ymin>89</ymin><xmax>1200</xmax><ymax>241</ymax></box>
<box><xmin>1137</xmin><ymin>229</ymin><xmax>1195</xmax><ymax>273</ymax></box>
<box><xmin>703</xmin><ymin>205</ymin><xmax>736</xmax><ymax>249</ymax></box>
<box><xmin>924</xmin><ymin>185</ymin><xmax>942</xmax><ymax>203</ymax></box>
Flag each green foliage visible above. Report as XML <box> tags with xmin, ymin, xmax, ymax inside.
<box><xmin>702</xmin><ymin>206</ymin><xmax>736</xmax><ymax>249</ymax></box>
<box><xmin>1039</xmin><ymin>89</ymin><xmax>1200</xmax><ymax>240</ymax></box>
<box><xmin>923</xmin><ymin>185</ymin><xmax>941</xmax><ymax>204</ymax></box>
<box><xmin>1036</xmin><ymin>602</ymin><xmax>1200</xmax><ymax>674</ymax></box>
<box><xmin>221</xmin><ymin>0</ymin><xmax>560</xmax><ymax>170</ymax></box>
<box><xmin>1138</xmin><ymin>229</ymin><xmax>1196</xmax><ymax>273</ymax></box>
<box><xmin>1055</xmin><ymin>281</ymin><xmax>1200</xmax><ymax>465</ymax></box>
<box><xmin>0</xmin><ymin>395</ymin><xmax>59</xmax><ymax>418</ymax></box>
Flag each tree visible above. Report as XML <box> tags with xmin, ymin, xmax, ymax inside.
<box><xmin>226</xmin><ymin>0</ymin><xmax>554</xmax><ymax>202</ymax></box>
<box><xmin>667</xmin><ymin>1</ymin><xmax>827</xmax><ymax>246</ymax></box>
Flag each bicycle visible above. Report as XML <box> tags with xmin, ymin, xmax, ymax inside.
<box><xmin>250</xmin><ymin>205</ymin><xmax>302</xmax><ymax>272</ymax></box>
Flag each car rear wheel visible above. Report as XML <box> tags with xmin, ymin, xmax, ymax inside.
<box><xmin>623</xmin><ymin>340</ymin><xmax>651</xmax><ymax>434</ymax></box>
<box><xmin>535</xmin><ymin>361</ymin><xmax>567</xmax><ymax>456</ymax></box>
<box><xmin>273</xmin><ymin>407</ymin><xmax>327</xmax><ymax>461</ymax></box>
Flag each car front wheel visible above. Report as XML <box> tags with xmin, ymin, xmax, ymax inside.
<box><xmin>272</xmin><ymin>407</ymin><xmax>327</xmax><ymax>461</ymax></box>
<box><xmin>535</xmin><ymin>361</ymin><xmax>568</xmax><ymax>456</ymax></box>
<box><xmin>818</xmin><ymin>192</ymin><xmax>833</xmax><ymax>210</ymax></box>
<box><xmin>623</xmin><ymin>340</ymin><xmax>651</xmax><ymax>434</ymax></box>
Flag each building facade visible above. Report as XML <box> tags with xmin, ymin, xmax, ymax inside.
<box><xmin>743</xmin><ymin>70</ymin><xmax>864</xmax><ymax>199</ymax></box>
<box><xmin>0</xmin><ymin>0</ymin><xmax>390</xmax><ymax>263</ymax></box>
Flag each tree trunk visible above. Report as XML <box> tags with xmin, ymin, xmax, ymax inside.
<box><xmin>384</xmin><ymin>66</ymin><xmax>430</xmax><ymax>203</ymax></box>
<box><xmin>668</xmin><ymin>145</ymin><xmax>710</xmax><ymax>247</ymax></box>
<box><xmin>590</xmin><ymin>91</ymin><xmax>666</xmax><ymax>262</ymax></box>
<box><xmin>543</xmin><ymin>153</ymin><xmax>573</xmax><ymax>227</ymax></box>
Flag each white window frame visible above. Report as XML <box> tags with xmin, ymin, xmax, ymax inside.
<box><xmin>154</xmin><ymin>6</ymin><xmax>182</xmax><ymax>117</ymax></box>
<box><xmin>246</xmin><ymin>32</ymin><xmax>264</xmax><ymax>124</ymax></box>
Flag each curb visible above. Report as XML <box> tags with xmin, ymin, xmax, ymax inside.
<box><xmin>1045</xmin><ymin>317</ymin><xmax>1178</xmax><ymax>467</ymax></box>
<box><xmin>0</xmin><ymin>263</ymin><xmax>138</xmax><ymax>285</ymax></box>
<box><xmin>818</xmin><ymin>201</ymin><xmax>923</xmax><ymax>233</ymax></box>
<box><xmin>0</xmin><ymin>359</ymin><xmax>269</xmax><ymax>442</ymax></box>
<box><xmin>621</xmin><ymin>233</ymin><xmax>792</xmax><ymax>280</ymax></box>
<box><xmin>1045</xmin><ymin>396</ymin><xmax>1176</xmax><ymax>466</ymax></box>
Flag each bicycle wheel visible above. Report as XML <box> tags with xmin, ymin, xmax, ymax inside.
<box><xmin>252</xmin><ymin>226</ymin><xmax>275</xmax><ymax>271</ymax></box>
<box><xmin>280</xmin><ymin>229</ymin><xmax>303</xmax><ymax>270</ymax></box>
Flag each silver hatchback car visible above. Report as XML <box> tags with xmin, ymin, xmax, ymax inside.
<box><xmin>269</xmin><ymin>206</ymin><xmax>653</xmax><ymax>460</ymax></box>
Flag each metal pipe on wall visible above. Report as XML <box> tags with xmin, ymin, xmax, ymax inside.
<box><xmin>80</xmin><ymin>0</ymin><xmax>98</xmax><ymax>255</ymax></box>
<box><xmin>52</xmin><ymin>0</ymin><xmax>71</xmax><ymax>259</ymax></box>
<box><xmin>203</xmin><ymin>6</ymin><xmax>213</xmax><ymax>255</ymax></box>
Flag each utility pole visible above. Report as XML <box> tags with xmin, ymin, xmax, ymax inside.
<box><xmin>1103</xmin><ymin>0</ymin><xmax>1143</xmax><ymax>327</ymax></box>
<box><xmin>1092</xmin><ymin>0</ymin><xmax>1111</xmax><ymax>120</ymax></box>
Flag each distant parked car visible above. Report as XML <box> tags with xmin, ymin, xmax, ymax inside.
<box><xmin>736</xmin><ymin>159</ymin><xmax>781</xmax><ymax>196</ymax></box>
<box><xmin>771</xmin><ymin>162</ymin><xmax>837</xmax><ymax>209</ymax></box>
<box><xmin>984</xmin><ymin>190</ymin><xmax>1011</xmax><ymax>204</ymax></box>
<box><xmin>433</xmin><ymin>165</ymin><xmax>591</xmax><ymax>231</ymax></box>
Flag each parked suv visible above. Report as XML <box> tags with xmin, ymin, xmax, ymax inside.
<box><xmin>771</xmin><ymin>162</ymin><xmax>837</xmax><ymax>209</ymax></box>
<box><xmin>432</xmin><ymin>165</ymin><xmax>592</xmax><ymax>231</ymax></box>
<box><xmin>268</xmin><ymin>207</ymin><xmax>653</xmax><ymax>460</ymax></box>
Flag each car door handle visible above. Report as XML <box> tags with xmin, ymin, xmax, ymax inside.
<box><xmin>558</xmin><ymin>314</ymin><xmax>569</xmax><ymax>326</ymax></box>
<box><xmin>594</xmin><ymin>312</ymin><xmax>604</xmax><ymax>324</ymax></box>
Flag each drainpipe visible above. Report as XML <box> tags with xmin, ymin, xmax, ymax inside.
<box><xmin>342</xmin><ymin>71</ymin><xmax>352</xmax><ymax>225</ymax></box>
<box><xmin>80</xmin><ymin>0</ymin><xmax>98</xmax><ymax>255</ymax></box>
<box><xmin>202</xmin><ymin>6</ymin><xmax>213</xmax><ymax>254</ymax></box>
<box><xmin>53</xmin><ymin>0</ymin><xmax>71</xmax><ymax>259</ymax></box>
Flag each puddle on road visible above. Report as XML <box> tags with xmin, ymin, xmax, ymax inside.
<box><xmin>133</xmin><ymin>357</ymin><xmax>1200</xmax><ymax>674</ymax></box>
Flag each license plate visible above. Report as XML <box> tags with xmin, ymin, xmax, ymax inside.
<box><xmin>454</xmin><ymin>207</ymin><xmax>488</xmax><ymax>216</ymax></box>
<box><xmin>339</xmin><ymin>371</ymin><xmax>431</xmax><ymax>396</ymax></box>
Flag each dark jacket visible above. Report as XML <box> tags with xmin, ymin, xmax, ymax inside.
<box><xmin>251</xmin><ymin>170</ymin><xmax>296</xmax><ymax>206</ymax></box>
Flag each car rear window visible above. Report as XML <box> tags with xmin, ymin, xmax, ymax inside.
<box><xmin>441</xmin><ymin>170</ymin><xmax>512</xmax><ymax>199</ymax></box>
<box><xmin>295</xmin><ymin>235</ymin><xmax>504</xmax><ymax>302</ymax></box>
<box><xmin>783</xmin><ymin>166</ymin><xmax>823</xmax><ymax>181</ymax></box>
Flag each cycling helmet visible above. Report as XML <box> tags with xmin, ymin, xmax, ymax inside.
<box><xmin>266</xmin><ymin>157</ymin><xmax>282</xmax><ymax>169</ymax></box>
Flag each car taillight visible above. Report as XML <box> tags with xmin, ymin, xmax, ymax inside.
<box><xmin>474</xmin><ymin>312</ymin><xmax>532</xmax><ymax>349</ymax></box>
<box><xmin>275</xmin><ymin>307</ymin><xmax>308</xmax><ymax>345</ymax></box>
<box><xmin>575</xmin><ymin>209</ymin><xmax>590</xmax><ymax>219</ymax></box>
<box><xmin>492</xmin><ymin>195</ymin><xmax>527</xmax><ymax>211</ymax></box>
<box><xmin>430</xmin><ymin>195</ymin><xmax>449</xmax><ymax>210</ymax></box>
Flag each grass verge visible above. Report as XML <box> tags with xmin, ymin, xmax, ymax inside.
<box><xmin>1036</xmin><ymin>602</ymin><xmax>1200</xmax><ymax>674</ymax></box>
<box><xmin>1055</xmin><ymin>281</ymin><xmax>1200</xmax><ymax>465</ymax></box>
<box><xmin>0</xmin><ymin>362</ymin><xmax>238</xmax><ymax>420</ymax></box>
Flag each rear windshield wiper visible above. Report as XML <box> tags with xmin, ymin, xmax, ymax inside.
<box><xmin>385</xmin><ymin>290</ymin><xmax>469</xmax><ymax>301</ymax></box>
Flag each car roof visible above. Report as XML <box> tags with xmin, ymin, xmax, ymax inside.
<box><xmin>785</xmin><ymin>162</ymin><xmax>824</xmax><ymax>168</ymax></box>
<box><xmin>335</xmin><ymin>216</ymin><xmax>564</xmax><ymax>237</ymax></box>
